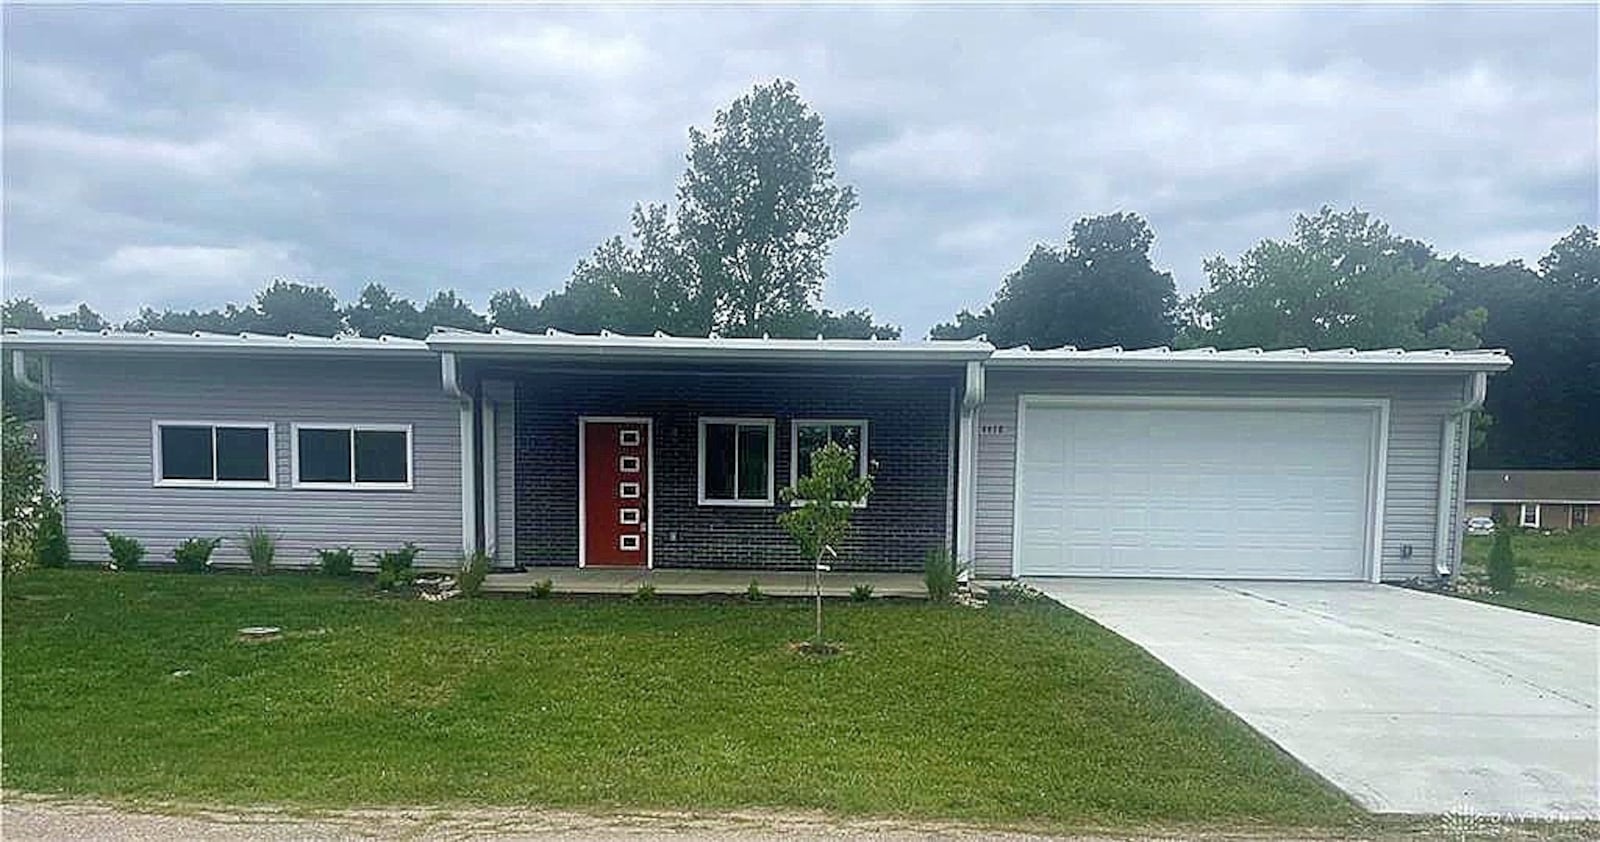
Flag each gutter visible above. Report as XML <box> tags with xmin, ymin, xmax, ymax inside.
<box><xmin>11</xmin><ymin>350</ymin><xmax>63</xmax><ymax>496</ymax></box>
<box><xmin>1435</xmin><ymin>371</ymin><xmax>1489</xmax><ymax>577</ymax></box>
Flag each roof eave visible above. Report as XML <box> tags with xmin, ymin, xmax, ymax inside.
<box><xmin>985</xmin><ymin>357</ymin><xmax>1513</xmax><ymax>374</ymax></box>
<box><xmin>425</xmin><ymin>338</ymin><xmax>992</xmax><ymax>364</ymax></box>
<box><xmin>2</xmin><ymin>333</ymin><xmax>432</xmax><ymax>358</ymax></box>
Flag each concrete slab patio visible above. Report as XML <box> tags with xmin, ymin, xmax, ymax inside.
<box><xmin>1027</xmin><ymin>579</ymin><xmax>1599</xmax><ymax>820</ymax></box>
<box><xmin>483</xmin><ymin>568</ymin><xmax>928</xmax><ymax>598</ymax></box>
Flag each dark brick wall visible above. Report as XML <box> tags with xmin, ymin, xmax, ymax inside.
<box><xmin>510</xmin><ymin>366</ymin><xmax>957</xmax><ymax>572</ymax></box>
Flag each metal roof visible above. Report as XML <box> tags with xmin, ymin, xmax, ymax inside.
<box><xmin>989</xmin><ymin>345</ymin><xmax>1512</xmax><ymax>373</ymax></box>
<box><xmin>423</xmin><ymin>327</ymin><xmax>995</xmax><ymax>364</ymax></box>
<box><xmin>3</xmin><ymin>327</ymin><xmax>1513</xmax><ymax>373</ymax></box>
<box><xmin>2</xmin><ymin>328</ymin><xmax>431</xmax><ymax>357</ymax></box>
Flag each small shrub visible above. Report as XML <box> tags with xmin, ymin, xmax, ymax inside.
<box><xmin>459</xmin><ymin>551</ymin><xmax>490</xmax><ymax>597</ymax></box>
<box><xmin>1487</xmin><ymin>527</ymin><xmax>1516</xmax><ymax>592</ymax></box>
<box><xmin>2</xmin><ymin>410</ymin><xmax>46</xmax><ymax>576</ymax></box>
<box><xmin>923</xmin><ymin>546</ymin><xmax>962</xmax><ymax>602</ymax></box>
<box><xmin>239</xmin><ymin>525</ymin><xmax>276</xmax><ymax>574</ymax></box>
<box><xmin>989</xmin><ymin>581</ymin><xmax>1046</xmax><ymax>605</ymax></box>
<box><xmin>850</xmin><ymin>583</ymin><xmax>874</xmax><ymax>602</ymax></box>
<box><xmin>373</xmin><ymin>542</ymin><xmax>421</xmax><ymax>591</ymax></box>
<box><xmin>631</xmin><ymin>584</ymin><xmax>657</xmax><ymax>603</ymax></box>
<box><xmin>745</xmin><ymin>579</ymin><xmax>766</xmax><ymax>602</ymax></box>
<box><xmin>317</xmin><ymin>546</ymin><xmax>356</xmax><ymax>577</ymax></box>
<box><xmin>103</xmin><ymin>531</ymin><xmax>146</xmax><ymax>571</ymax></box>
<box><xmin>34</xmin><ymin>497</ymin><xmax>69</xmax><ymax>568</ymax></box>
<box><xmin>529</xmin><ymin>578</ymin><xmax>553</xmax><ymax>599</ymax></box>
<box><xmin>172</xmin><ymin>537</ymin><xmax>223</xmax><ymax>573</ymax></box>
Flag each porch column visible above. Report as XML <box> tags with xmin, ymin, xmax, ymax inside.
<box><xmin>480</xmin><ymin>396</ymin><xmax>497</xmax><ymax>559</ymax></box>
<box><xmin>957</xmin><ymin>360</ymin><xmax>984</xmax><ymax>576</ymax></box>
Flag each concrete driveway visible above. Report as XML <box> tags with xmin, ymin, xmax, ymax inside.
<box><xmin>1026</xmin><ymin>579</ymin><xmax>1599</xmax><ymax>820</ymax></box>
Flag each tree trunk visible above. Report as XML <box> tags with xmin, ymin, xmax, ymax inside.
<box><xmin>814</xmin><ymin>549</ymin><xmax>824</xmax><ymax>642</ymax></box>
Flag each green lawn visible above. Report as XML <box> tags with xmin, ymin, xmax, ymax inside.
<box><xmin>2</xmin><ymin>570</ymin><xmax>1357</xmax><ymax>830</ymax></box>
<box><xmin>1459</xmin><ymin>526</ymin><xmax>1600</xmax><ymax>625</ymax></box>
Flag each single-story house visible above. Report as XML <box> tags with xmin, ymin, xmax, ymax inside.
<box><xmin>1466</xmin><ymin>470</ymin><xmax>1599</xmax><ymax>530</ymax></box>
<box><xmin>5</xmin><ymin>327</ymin><xmax>1511</xmax><ymax>583</ymax></box>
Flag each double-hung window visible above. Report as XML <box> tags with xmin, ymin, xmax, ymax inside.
<box><xmin>791</xmin><ymin>419</ymin><xmax>869</xmax><ymax>505</ymax></box>
<box><xmin>293</xmin><ymin>424</ymin><xmax>412</xmax><ymax>489</ymax></box>
<box><xmin>153</xmin><ymin>422</ymin><xmax>274</xmax><ymax>488</ymax></box>
<box><xmin>698</xmin><ymin>418</ymin><xmax>774</xmax><ymax>506</ymax></box>
<box><xmin>1519</xmin><ymin>503</ymin><xmax>1541</xmax><ymax>529</ymax></box>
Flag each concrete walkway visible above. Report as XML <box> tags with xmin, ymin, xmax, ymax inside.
<box><xmin>1027</xmin><ymin>579</ymin><xmax>1599</xmax><ymax>820</ymax></box>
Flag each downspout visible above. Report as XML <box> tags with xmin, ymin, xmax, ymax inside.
<box><xmin>12</xmin><ymin>350</ymin><xmax>62</xmax><ymax>496</ymax></box>
<box><xmin>1434</xmin><ymin>371</ymin><xmax>1488</xmax><ymax>577</ymax></box>
<box><xmin>441</xmin><ymin>352</ymin><xmax>477</xmax><ymax>557</ymax></box>
<box><xmin>956</xmin><ymin>360</ymin><xmax>985</xmax><ymax>580</ymax></box>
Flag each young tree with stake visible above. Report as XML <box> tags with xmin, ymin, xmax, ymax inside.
<box><xmin>778</xmin><ymin>441</ymin><xmax>873</xmax><ymax>645</ymax></box>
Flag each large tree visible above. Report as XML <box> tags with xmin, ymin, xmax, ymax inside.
<box><xmin>418</xmin><ymin>289</ymin><xmax>486</xmax><ymax>333</ymax></box>
<box><xmin>527</xmin><ymin>204</ymin><xmax>696</xmax><ymax>335</ymax></box>
<box><xmin>1446</xmin><ymin>227</ymin><xmax>1600</xmax><ymax>468</ymax></box>
<box><xmin>931</xmin><ymin>212</ymin><xmax>1176</xmax><ymax>349</ymax></box>
<box><xmin>522</xmin><ymin>79</ymin><xmax>875</xmax><ymax>339</ymax></box>
<box><xmin>1184</xmin><ymin>206</ymin><xmax>1483</xmax><ymax>351</ymax></box>
<box><xmin>676</xmin><ymin>79</ymin><xmax>857</xmax><ymax>336</ymax></box>
<box><xmin>242</xmin><ymin>280</ymin><xmax>344</xmax><ymax>337</ymax></box>
<box><xmin>344</xmin><ymin>283</ymin><xmax>426</xmax><ymax>338</ymax></box>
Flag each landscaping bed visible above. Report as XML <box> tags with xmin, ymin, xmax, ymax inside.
<box><xmin>1458</xmin><ymin>527</ymin><xmax>1599</xmax><ymax>625</ymax></box>
<box><xmin>3</xmin><ymin>570</ymin><xmax>1357</xmax><ymax>829</ymax></box>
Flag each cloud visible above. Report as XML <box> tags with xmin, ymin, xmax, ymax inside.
<box><xmin>1</xmin><ymin>4</ymin><xmax>1594</xmax><ymax>333</ymax></box>
<box><xmin>849</xmin><ymin>126</ymin><xmax>1007</xmax><ymax>186</ymax></box>
<box><xmin>99</xmin><ymin>243</ymin><xmax>301</xmax><ymax>282</ymax></box>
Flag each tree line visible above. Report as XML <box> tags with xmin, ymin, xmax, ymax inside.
<box><xmin>2</xmin><ymin>79</ymin><xmax>1594</xmax><ymax>469</ymax></box>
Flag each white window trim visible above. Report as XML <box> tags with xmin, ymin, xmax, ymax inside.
<box><xmin>290</xmin><ymin>423</ymin><xmax>415</xmax><ymax>491</ymax></box>
<box><xmin>151</xmin><ymin>420</ymin><xmax>276</xmax><ymax>489</ymax></box>
<box><xmin>697</xmin><ymin>417</ymin><xmax>776</xmax><ymax>507</ymax></box>
<box><xmin>1519</xmin><ymin>503</ymin><xmax>1541</xmax><ymax>529</ymax></box>
<box><xmin>789</xmin><ymin>419</ymin><xmax>870</xmax><ymax>508</ymax></box>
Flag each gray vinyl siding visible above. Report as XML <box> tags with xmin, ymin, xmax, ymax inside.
<box><xmin>52</xmin><ymin>354</ymin><xmax>463</xmax><ymax>570</ymax></box>
<box><xmin>974</xmin><ymin>369</ymin><xmax>1473</xmax><ymax>582</ymax></box>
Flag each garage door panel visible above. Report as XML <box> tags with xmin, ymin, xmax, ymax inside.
<box><xmin>1017</xmin><ymin>403</ymin><xmax>1375</xmax><ymax>580</ymax></box>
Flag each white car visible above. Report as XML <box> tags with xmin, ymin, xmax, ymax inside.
<box><xmin>1465</xmin><ymin>516</ymin><xmax>1496</xmax><ymax>536</ymax></box>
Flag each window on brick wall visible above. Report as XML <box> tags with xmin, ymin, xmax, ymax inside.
<box><xmin>698</xmin><ymin>418</ymin><xmax>774</xmax><ymax>506</ymax></box>
<box><xmin>791</xmin><ymin>419</ymin><xmax>869</xmax><ymax>507</ymax></box>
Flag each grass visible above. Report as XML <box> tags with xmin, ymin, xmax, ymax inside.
<box><xmin>2</xmin><ymin>570</ymin><xmax>1358</xmax><ymax>829</ymax></box>
<box><xmin>1459</xmin><ymin>526</ymin><xmax>1600</xmax><ymax>624</ymax></box>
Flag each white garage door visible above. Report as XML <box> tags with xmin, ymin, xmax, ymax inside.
<box><xmin>1015</xmin><ymin>400</ymin><xmax>1379</xmax><ymax>580</ymax></box>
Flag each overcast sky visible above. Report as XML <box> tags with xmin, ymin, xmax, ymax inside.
<box><xmin>4</xmin><ymin>4</ymin><xmax>1596</xmax><ymax>336</ymax></box>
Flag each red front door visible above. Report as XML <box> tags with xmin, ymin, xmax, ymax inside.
<box><xmin>582</xmin><ymin>420</ymin><xmax>650</xmax><ymax>567</ymax></box>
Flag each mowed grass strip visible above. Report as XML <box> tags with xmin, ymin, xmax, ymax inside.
<box><xmin>1461</xmin><ymin>527</ymin><xmax>1600</xmax><ymax>625</ymax></box>
<box><xmin>2</xmin><ymin>570</ymin><xmax>1356</xmax><ymax>827</ymax></box>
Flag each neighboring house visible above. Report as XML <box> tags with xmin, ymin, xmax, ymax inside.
<box><xmin>4</xmin><ymin>328</ymin><xmax>1511</xmax><ymax>583</ymax></box>
<box><xmin>1466</xmin><ymin>470</ymin><xmax>1600</xmax><ymax>531</ymax></box>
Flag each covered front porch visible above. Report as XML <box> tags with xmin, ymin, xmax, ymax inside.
<box><xmin>482</xmin><ymin>567</ymin><xmax>930</xmax><ymax>598</ymax></box>
<box><xmin>436</xmin><ymin>329</ymin><xmax>991</xmax><ymax>575</ymax></box>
